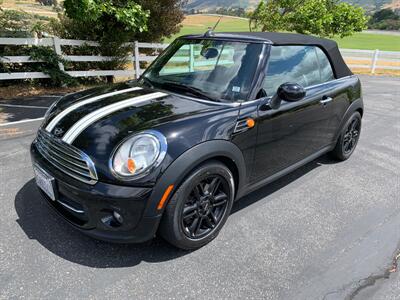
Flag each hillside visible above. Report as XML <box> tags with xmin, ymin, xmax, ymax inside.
<box><xmin>185</xmin><ymin>0</ymin><xmax>398</xmax><ymax>11</ymax></box>
<box><xmin>385</xmin><ymin>0</ymin><xmax>400</xmax><ymax>9</ymax></box>
<box><xmin>185</xmin><ymin>0</ymin><xmax>259</xmax><ymax>10</ymax></box>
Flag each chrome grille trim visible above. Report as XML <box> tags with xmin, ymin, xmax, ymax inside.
<box><xmin>35</xmin><ymin>130</ymin><xmax>98</xmax><ymax>184</ymax></box>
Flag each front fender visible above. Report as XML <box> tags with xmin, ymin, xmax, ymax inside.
<box><xmin>143</xmin><ymin>140</ymin><xmax>246</xmax><ymax>217</ymax></box>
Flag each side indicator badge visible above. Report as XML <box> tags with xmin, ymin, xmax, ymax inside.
<box><xmin>234</xmin><ymin>118</ymin><xmax>256</xmax><ymax>134</ymax></box>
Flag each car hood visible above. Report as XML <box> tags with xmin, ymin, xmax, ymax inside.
<box><xmin>42</xmin><ymin>83</ymin><xmax>236</xmax><ymax>180</ymax></box>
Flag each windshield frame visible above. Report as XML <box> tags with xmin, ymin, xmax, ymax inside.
<box><xmin>140</xmin><ymin>37</ymin><xmax>268</xmax><ymax>103</ymax></box>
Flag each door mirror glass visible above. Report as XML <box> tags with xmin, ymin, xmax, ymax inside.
<box><xmin>277</xmin><ymin>82</ymin><xmax>306</xmax><ymax>102</ymax></box>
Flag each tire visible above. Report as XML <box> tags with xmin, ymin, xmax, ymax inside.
<box><xmin>331</xmin><ymin>112</ymin><xmax>362</xmax><ymax>161</ymax></box>
<box><xmin>158</xmin><ymin>160</ymin><xmax>235</xmax><ymax>250</ymax></box>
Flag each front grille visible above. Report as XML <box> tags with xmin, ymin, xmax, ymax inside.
<box><xmin>35</xmin><ymin>129</ymin><xmax>98</xmax><ymax>184</ymax></box>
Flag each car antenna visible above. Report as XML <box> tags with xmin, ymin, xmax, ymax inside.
<box><xmin>204</xmin><ymin>16</ymin><xmax>222</xmax><ymax>37</ymax></box>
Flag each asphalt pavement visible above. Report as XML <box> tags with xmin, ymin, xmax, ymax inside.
<box><xmin>0</xmin><ymin>75</ymin><xmax>399</xmax><ymax>299</ymax></box>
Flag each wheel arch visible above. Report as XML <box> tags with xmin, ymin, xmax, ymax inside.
<box><xmin>334</xmin><ymin>97</ymin><xmax>364</xmax><ymax>141</ymax></box>
<box><xmin>356</xmin><ymin>107</ymin><xmax>363</xmax><ymax>117</ymax></box>
<box><xmin>143</xmin><ymin>140</ymin><xmax>247</xmax><ymax>217</ymax></box>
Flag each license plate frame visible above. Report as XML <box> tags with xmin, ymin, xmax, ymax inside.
<box><xmin>34</xmin><ymin>165</ymin><xmax>57</xmax><ymax>201</ymax></box>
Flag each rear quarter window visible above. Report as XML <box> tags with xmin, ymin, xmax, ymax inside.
<box><xmin>315</xmin><ymin>47</ymin><xmax>335</xmax><ymax>82</ymax></box>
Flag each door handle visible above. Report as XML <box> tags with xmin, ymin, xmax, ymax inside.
<box><xmin>320</xmin><ymin>97</ymin><xmax>333</xmax><ymax>105</ymax></box>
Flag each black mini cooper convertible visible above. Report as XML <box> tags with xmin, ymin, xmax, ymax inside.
<box><xmin>31</xmin><ymin>32</ymin><xmax>363</xmax><ymax>249</ymax></box>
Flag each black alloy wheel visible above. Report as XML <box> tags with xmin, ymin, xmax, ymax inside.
<box><xmin>159</xmin><ymin>160</ymin><xmax>235</xmax><ymax>250</ymax></box>
<box><xmin>331</xmin><ymin>112</ymin><xmax>362</xmax><ymax>161</ymax></box>
<box><xmin>343</xmin><ymin>117</ymin><xmax>361</xmax><ymax>155</ymax></box>
<box><xmin>181</xmin><ymin>175</ymin><xmax>230</xmax><ymax>239</ymax></box>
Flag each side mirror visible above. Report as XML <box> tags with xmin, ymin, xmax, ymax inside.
<box><xmin>268</xmin><ymin>83</ymin><xmax>306</xmax><ymax>110</ymax></box>
<box><xmin>201</xmin><ymin>47</ymin><xmax>219</xmax><ymax>59</ymax></box>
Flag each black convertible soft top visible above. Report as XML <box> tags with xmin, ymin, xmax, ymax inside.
<box><xmin>182</xmin><ymin>32</ymin><xmax>353</xmax><ymax>79</ymax></box>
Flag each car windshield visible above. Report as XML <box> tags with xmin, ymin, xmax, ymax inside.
<box><xmin>141</xmin><ymin>39</ymin><xmax>264</xmax><ymax>102</ymax></box>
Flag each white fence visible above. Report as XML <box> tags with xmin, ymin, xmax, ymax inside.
<box><xmin>0</xmin><ymin>37</ymin><xmax>399</xmax><ymax>81</ymax></box>
<box><xmin>0</xmin><ymin>37</ymin><xmax>168</xmax><ymax>80</ymax></box>
<box><xmin>340</xmin><ymin>48</ymin><xmax>400</xmax><ymax>73</ymax></box>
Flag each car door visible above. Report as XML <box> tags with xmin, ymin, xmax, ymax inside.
<box><xmin>314</xmin><ymin>47</ymin><xmax>353</xmax><ymax>143</ymax></box>
<box><xmin>250</xmin><ymin>45</ymin><xmax>335</xmax><ymax>183</ymax></box>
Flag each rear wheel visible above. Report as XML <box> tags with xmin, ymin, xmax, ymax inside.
<box><xmin>159</xmin><ymin>161</ymin><xmax>235</xmax><ymax>250</ymax></box>
<box><xmin>331</xmin><ymin>112</ymin><xmax>362</xmax><ymax>161</ymax></box>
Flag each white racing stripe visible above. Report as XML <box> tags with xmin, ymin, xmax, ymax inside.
<box><xmin>45</xmin><ymin>86</ymin><xmax>142</xmax><ymax>132</ymax></box>
<box><xmin>62</xmin><ymin>92</ymin><xmax>167</xmax><ymax>144</ymax></box>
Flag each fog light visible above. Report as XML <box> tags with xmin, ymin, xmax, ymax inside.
<box><xmin>101</xmin><ymin>211</ymin><xmax>124</xmax><ymax>228</ymax></box>
<box><xmin>113</xmin><ymin>211</ymin><xmax>124</xmax><ymax>224</ymax></box>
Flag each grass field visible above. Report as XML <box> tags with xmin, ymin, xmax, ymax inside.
<box><xmin>332</xmin><ymin>33</ymin><xmax>400</xmax><ymax>51</ymax></box>
<box><xmin>169</xmin><ymin>15</ymin><xmax>400</xmax><ymax>52</ymax></box>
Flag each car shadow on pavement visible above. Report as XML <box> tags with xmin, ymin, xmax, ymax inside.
<box><xmin>15</xmin><ymin>154</ymin><xmax>336</xmax><ymax>268</ymax></box>
<box><xmin>231</xmin><ymin>154</ymin><xmax>336</xmax><ymax>214</ymax></box>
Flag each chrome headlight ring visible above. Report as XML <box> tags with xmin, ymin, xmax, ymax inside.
<box><xmin>110</xmin><ymin>130</ymin><xmax>167</xmax><ymax>181</ymax></box>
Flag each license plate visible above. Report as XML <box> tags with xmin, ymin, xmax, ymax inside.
<box><xmin>34</xmin><ymin>166</ymin><xmax>56</xmax><ymax>201</ymax></box>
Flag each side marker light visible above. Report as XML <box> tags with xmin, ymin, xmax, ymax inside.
<box><xmin>246</xmin><ymin>118</ymin><xmax>255</xmax><ymax>128</ymax></box>
<box><xmin>157</xmin><ymin>184</ymin><xmax>174</xmax><ymax>210</ymax></box>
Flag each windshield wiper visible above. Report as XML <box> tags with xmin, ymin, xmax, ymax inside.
<box><xmin>161</xmin><ymin>81</ymin><xmax>217</xmax><ymax>102</ymax></box>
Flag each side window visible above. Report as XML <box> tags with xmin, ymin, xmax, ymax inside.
<box><xmin>315</xmin><ymin>47</ymin><xmax>335</xmax><ymax>82</ymax></box>
<box><xmin>262</xmin><ymin>46</ymin><xmax>321</xmax><ymax>96</ymax></box>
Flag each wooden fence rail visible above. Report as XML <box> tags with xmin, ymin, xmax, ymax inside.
<box><xmin>0</xmin><ymin>37</ymin><xmax>399</xmax><ymax>81</ymax></box>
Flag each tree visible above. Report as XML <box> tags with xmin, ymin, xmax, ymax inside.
<box><xmin>49</xmin><ymin>0</ymin><xmax>185</xmax><ymax>82</ymax></box>
<box><xmin>63</xmin><ymin>0</ymin><xmax>149</xmax><ymax>39</ymax></box>
<box><xmin>59</xmin><ymin>0</ymin><xmax>149</xmax><ymax>81</ymax></box>
<box><xmin>133</xmin><ymin>0</ymin><xmax>186</xmax><ymax>42</ymax></box>
<box><xmin>56</xmin><ymin>0</ymin><xmax>185</xmax><ymax>48</ymax></box>
<box><xmin>249</xmin><ymin>0</ymin><xmax>368</xmax><ymax>38</ymax></box>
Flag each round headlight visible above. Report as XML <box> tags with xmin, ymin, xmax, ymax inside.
<box><xmin>111</xmin><ymin>130</ymin><xmax>167</xmax><ymax>179</ymax></box>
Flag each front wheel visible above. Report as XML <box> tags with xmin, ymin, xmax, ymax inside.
<box><xmin>331</xmin><ymin>112</ymin><xmax>362</xmax><ymax>161</ymax></box>
<box><xmin>158</xmin><ymin>161</ymin><xmax>235</xmax><ymax>250</ymax></box>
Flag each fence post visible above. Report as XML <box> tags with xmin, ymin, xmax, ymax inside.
<box><xmin>189</xmin><ymin>44</ymin><xmax>195</xmax><ymax>72</ymax></box>
<box><xmin>371</xmin><ymin>49</ymin><xmax>379</xmax><ymax>74</ymax></box>
<box><xmin>52</xmin><ymin>36</ymin><xmax>65</xmax><ymax>71</ymax></box>
<box><xmin>134</xmin><ymin>41</ymin><xmax>141</xmax><ymax>79</ymax></box>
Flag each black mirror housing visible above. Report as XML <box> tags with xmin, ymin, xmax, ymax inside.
<box><xmin>201</xmin><ymin>47</ymin><xmax>219</xmax><ymax>59</ymax></box>
<box><xmin>267</xmin><ymin>82</ymin><xmax>306</xmax><ymax>110</ymax></box>
<box><xmin>278</xmin><ymin>82</ymin><xmax>306</xmax><ymax>102</ymax></box>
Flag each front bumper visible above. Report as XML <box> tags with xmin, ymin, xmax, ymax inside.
<box><xmin>30</xmin><ymin>143</ymin><xmax>162</xmax><ymax>243</ymax></box>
